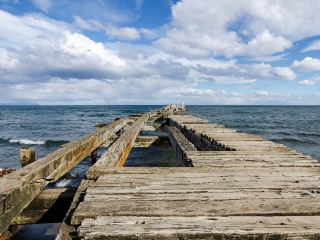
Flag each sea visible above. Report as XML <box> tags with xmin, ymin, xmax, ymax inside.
<box><xmin>0</xmin><ymin>105</ymin><xmax>319</xmax><ymax>171</ymax></box>
<box><xmin>1</xmin><ymin>105</ymin><xmax>320</xmax><ymax>239</ymax></box>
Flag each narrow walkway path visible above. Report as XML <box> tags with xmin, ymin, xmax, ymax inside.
<box><xmin>69</xmin><ymin>113</ymin><xmax>320</xmax><ymax>239</ymax></box>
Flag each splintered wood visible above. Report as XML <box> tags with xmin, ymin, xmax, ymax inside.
<box><xmin>72</xmin><ymin>112</ymin><xmax>320</xmax><ymax>239</ymax></box>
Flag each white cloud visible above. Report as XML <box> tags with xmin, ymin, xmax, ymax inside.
<box><xmin>30</xmin><ymin>0</ymin><xmax>52</xmax><ymax>12</ymax></box>
<box><xmin>105</xmin><ymin>25</ymin><xmax>141</xmax><ymax>40</ymax></box>
<box><xmin>302</xmin><ymin>40</ymin><xmax>320</xmax><ymax>52</ymax></box>
<box><xmin>73</xmin><ymin>16</ymin><xmax>103</xmax><ymax>31</ymax></box>
<box><xmin>292</xmin><ymin>57</ymin><xmax>320</xmax><ymax>72</ymax></box>
<box><xmin>59</xmin><ymin>31</ymin><xmax>125</xmax><ymax>67</ymax></box>
<box><xmin>271</xmin><ymin>67</ymin><xmax>296</xmax><ymax>80</ymax></box>
<box><xmin>0</xmin><ymin>48</ymin><xmax>17</xmax><ymax>70</ymax></box>
<box><xmin>156</xmin><ymin>0</ymin><xmax>320</xmax><ymax>58</ymax></box>
<box><xmin>0</xmin><ymin>10</ymin><xmax>126</xmax><ymax>83</ymax></box>
<box><xmin>0</xmin><ymin>10</ymin><xmax>72</xmax><ymax>48</ymax></box>
<box><xmin>255</xmin><ymin>90</ymin><xmax>269</xmax><ymax>96</ymax></box>
<box><xmin>73</xmin><ymin>16</ymin><xmax>157</xmax><ymax>41</ymax></box>
<box><xmin>0</xmin><ymin>9</ymin><xmax>313</xmax><ymax>105</ymax></box>
<box><xmin>246</xmin><ymin>30</ymin><xmax>292</xmax><ymax>56</ymax></box>
<box><xmin>299</xmin><ymin>77</ymin><xmax>320</xmax><ymax>85</ymax></box>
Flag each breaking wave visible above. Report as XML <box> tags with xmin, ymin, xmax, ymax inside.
<box><xmin>8</xmin><ymin>139</ymin><xmax>45</xmax><ymax>145</ymax></box>
<box><xmin>0</xmin><ymin>137</ymin><xmax>68</xmax><ymax>146</ymax></box>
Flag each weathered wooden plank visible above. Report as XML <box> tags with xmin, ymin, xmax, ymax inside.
<box><xmin>186</xmin><ymin>147</ymin><xmax>315</xmax><ymax>164</ymax></box>
<box><xmin>168</xmin><ymin>118</ymin><xmax>236</xmax><ymax>150</ymax></box>
<box><xmin>78</xmin><ymin>216</ymin><xmax>320</xmax><ymax>240</ymax></box>
<box><xmin>56</xmin><ymin>180</ymin><xmax>92</xmax><ymax>240</ymax></box>
<box><xmin>84</xmin><ymin>188</ymin><xmax>320</xmax><ymax>201</ymax></box>
<box><xmin>167</xmin><ymin>126</ymin><xmax>197</xmax><ymax>166</ymax></box>
<box><xmin>169</xmin><ymin>115</ymin><xmax>208</xmax><ymax>124</ymax></box>
<box><xmin>72</xmin><ymin>164</ymin><xmax>320</xmax><ymax>225</ymax></box>
<box><xmin>85</xmin><ymin>163</ymin><xmax>320</xmax><ymax>179</ymax></box>
<box><xmin>134</xmin><ymin>136</ymin><xmax>159</xmax><ymax>148</ymax></box>
<box><xmin>72</xmin><ymin>197</ymin><xmax>320</xmax><ymax>225</ymax></box>
<box><xmin>0</xmin><ymin>179</ymin><xmax>46</xmax><ymax>234</ymax></box>
<box><xmin>87</xmin><ymin>113</ymin><xmax>154</xmax><ymax>177</ymax></box>
<box><xmin>0</xmin><ymin>119</ymin><xmax>126</xmax><ymax>235</ymax></box>
<box><xmin>70</xmin><ymin>109</ymin><xmax>320</xmax><ymax>239</ymax></box>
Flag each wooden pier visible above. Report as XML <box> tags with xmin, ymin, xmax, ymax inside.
<box><xmin>1</xmin><ymin>105</ymin><xmax>320</xmax><ymax>239</ymax></box>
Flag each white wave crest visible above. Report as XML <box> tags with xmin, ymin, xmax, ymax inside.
<box><xmin>55</xmin><ymin>179</ymin><xmax>73</xmax><ymax>187</ymax></box>
<box><xmin>9</xmin><ymin>139</ymin><xmax>45</xmax><ymax>145</ymax></box>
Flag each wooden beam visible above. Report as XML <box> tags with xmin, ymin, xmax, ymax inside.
<box><xmin>168</xmin><ymin>118</ymin><xmax>230</xmax><ymax>151</ymax></box>
<box><xmin>13</xmin><ymin>188</ymin><xmax>76</xmax><ymax>225</ymax></box>
<box><xmin>19</xmin><ymin>148</ymin><xmax>35</xmax><ymax>167</ymax></box>
<box><xmin>0</xmin><ymin>118</ymin><xmax>126</xmax><ymax>235</ymax></box>
<box><xmin>87</xmin><ymin>113</ymin><xmax>154</xmax><ymax>179</ymax></box>
<box><xmin>166</xmin><ymin>126</ymin><xmax>197</xmax><ymax>166</ymax></box>
<box><xmin>56</xmin><ymin>180</ymin><xmax>92</xmax><ymax>240</ymax></box>
<box><xmin>78</xmin><ymin>216</ymin><xmax>320</xmax><ymax>239</ymax></box>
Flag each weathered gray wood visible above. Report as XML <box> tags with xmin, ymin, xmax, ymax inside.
<box><xmin>87</xmin><ymin>113</ymin><xmax>155</xmax><ymax>177</ymax></box>
<box><xmin>134</xmin><ymin>136</ymin><xmax>159</xmax><ymax>147</ymax></box>
<box><xmin>0</xmin><ymin>179</ymin><xmax>47</xmax><ymax>234</ymax></box>
<box><xmin>167</xmin><ymin>126</ymin><xmax>197</xmax><ymax>166</ymax></box>
<box><xmin>169</xmin><ymin>119</ymin><xmax>232</xmax><ymax>150</ymax></box>
<box><xmin>19</xmin><ymin>148</ymin><xmax>35</xmax><ymax>167</ymax></box>
<box><xmin>0</xmin><ymin>119</ymin><xmax>126</xmax><ymax>235</ymax></box>
<box><xmin>72</xmin><ymin>165</ymin><xmax>320</xmax><ymax>225</ymax></box>
<box><xmin>56</xmin><ymin>180</ymin><xmax>92</xmax><ymax>240</ymax></box>
<box><xmin>78</xmin><ymin>216</ymin><xmax>320</xmax><ymax>240</ymax></box>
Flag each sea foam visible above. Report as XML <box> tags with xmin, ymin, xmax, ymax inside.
<box><xmin>8</xmin><ymin>139</ymin><xmax>45</xmax><ymax>145</ymax></box>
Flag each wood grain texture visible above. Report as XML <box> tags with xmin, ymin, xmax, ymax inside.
<box><xmin>167</xmin><ymin>126</ymin><xmax>197</xmax><ymax>166</ymax></box>
<box><xmin>74</xmin><ymin>112</ymin><xmax>320</xmax><ymax>239</ymax></box>
<box><xmin>0</xmin><ymin>119</ymin><xmax>126</xmax><ymax>235</ymax></box>
<box><xmin>79</xmin><ymin>216</ymin><xmax>320</xmax><ymax>240</ymax></box>
<box><xmin>87</xmin><ymin>113</ymin><xmax>153</xmax><ymax>175</ymax></box>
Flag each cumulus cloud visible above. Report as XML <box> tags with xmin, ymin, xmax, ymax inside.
<box><xmin>0</xmin><ymin>10</ymin><xmax>127</xmax><ymax>83</ymax></box>
<box><xmin>0</xmin><ymin>10</ymin><xmax>72</xmax><ymax>48</ymax></box>
<box><xmin>0</xmin><ymin>6</ymin><xmax>315</xmax><ymax>105</ymax></box>
<box><xmin>292</xmin><ymin>57</ymin><xmax>320</xmax><ymax>72</ymax></box>
<box><xmin>156</xmin><ymin>0</ymin><xmax>320</xmax><ymax>58</ymax></box>
<box><xmin>59</xmin><ymin>31</ymin><xmax>125</xmax><ymax>67</ymax></box>
<box><xmin>271</xmin><ymin>67</ymin><xmax>296</xmax><ymax>80</ymax></box>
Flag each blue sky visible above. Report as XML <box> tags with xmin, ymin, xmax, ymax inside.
<box><xmin>0</xmin><ymin>0</ymin><xmax>320</xmax><ymax>104</ymax></box>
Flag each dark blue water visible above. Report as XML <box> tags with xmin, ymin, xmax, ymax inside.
<box><xmin>0</xmin><ymin>105</ymin><xmax>319</xmax><ymax>170</ymax></box>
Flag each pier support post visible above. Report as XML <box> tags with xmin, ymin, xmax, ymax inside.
<box><xmin>19</xmin><ymin>148</ymin><xmax>35</xmax><ymax>167</ymax></box>
<box><xmin>91</xmin><ymin>149</ymin><xmax>98</xmax><ymax>165</ymax></box>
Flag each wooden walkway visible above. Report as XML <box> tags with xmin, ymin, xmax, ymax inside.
<box><xmin>71</xmin><ymin>112</ymin><xmax>320</xmax><ymax>239</ymax></box>
<box><xmin>1</xmin><ymin>105</ymin><xmax>320</xmax><ymax>239</ymax></box>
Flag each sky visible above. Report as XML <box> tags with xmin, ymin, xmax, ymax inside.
<box><xmin>0</xmin><ymin>0</ymin><xmax>320</xmax><ymax>105</ymax></box>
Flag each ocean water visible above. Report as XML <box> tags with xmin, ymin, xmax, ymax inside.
<box><xmin>0</xmin><ymin>105</ymin><xmax>319</xmax><ymax>171</ymax></box>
